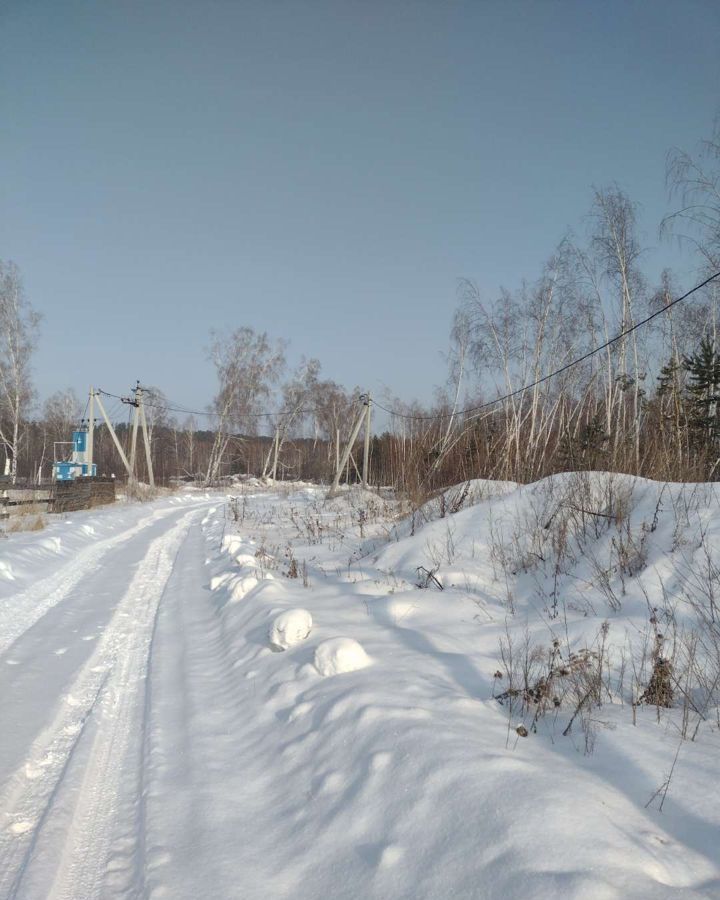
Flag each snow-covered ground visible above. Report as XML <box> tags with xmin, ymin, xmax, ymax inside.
<box><xmin>0</xmin><ymin>476</ymin><xmax>719</xmax><ymax>898</ymax></box>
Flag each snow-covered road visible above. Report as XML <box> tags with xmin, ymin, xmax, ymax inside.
<box><xmin>0</xmin><ymin>499</ymin><xmax>211</xmax><ymax>898</ymax></box>
<box><xmin>1</xmin><ymin>481</ymin><xmax>719</xmax><ymax>899</ymax></box>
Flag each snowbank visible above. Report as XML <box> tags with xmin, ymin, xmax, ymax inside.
<box><xmin>195</xmin><ymin>475</ymin><xmax>720</xmax><ymax>897</ymax></box>
<box><xmin>5</xmin><ymin>477</ymin><xmax>713</xmax><ymax>897</ymax></box>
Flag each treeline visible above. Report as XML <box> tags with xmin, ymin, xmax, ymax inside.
<box><xmin>13</xmin><ymin>322</ymin><xmax>720</xmax><ymax>493</ymax></box>
<box><xmin>14</xmin><ymin>419</ymin><xmax>338</xmax><ymax>485</ymax></box>
<box><xmin>373</xmin><ymin>125</ymin><xmax>720</xmax><ymax>493</ymax></box>
<box><xmin>2</xmin><ymin>121</ymin><xmax>720</xmax><ymax>493</ymax></box>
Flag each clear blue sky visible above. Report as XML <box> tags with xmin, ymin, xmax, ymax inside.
<box><xmin>1</xmin><ymin>0</ymin><xmax>718</xmax><ymax>417</ymax></box>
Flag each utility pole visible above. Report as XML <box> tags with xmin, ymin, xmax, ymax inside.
<box><xmin>87</xmin><ymin>384</ymin><xmax>155</xmax><ymax>488</ymax></box>
<box><xmin>328</xmin><ymin>393</ymin><xmax>372</xmax><ymax>498</ymax></box>
<box><xmin>129</xmin><ymin>383</ymin><xmax>140</xmax><ymax>476</ymax></box>
<box><xmin>139</xmin><ymin>391</ymin><xmax>155</xmax><ymax>488</ymax></box>
<box><xmin>271</xmin><ymin>427</ymin><xmax>280</xmax><ymax>481</ymax></box>
<box><xmin>95</xmin><ymin>393</ymin><xmax>134</xmax><ymax>479</ymax></box>
<box><xmin>87</xmin><ymin>386</ymin><xmax>95</xmax><ymax>475</ymax></box>
<box><xmin>121</xmin><ymin>382</ymin><xmax>155</xmax><ymax>488</ymax></box>
<box><xmin>362</xmin><ymin>393</ymin><xmax>372</xmax><ymax>489</ymax></box>
<box><xmin>261</xmin><ymin>426</ymin><xmax>280</xmax><ymax>480</ymax></box>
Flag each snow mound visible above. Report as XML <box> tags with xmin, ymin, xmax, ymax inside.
<box><xmin>39</xmin><ymin>536</ymin><xmax>62</xmax><ymax>553</ymax></box>
<box><xmin>314</xmin><ymin>637</ymin><xmax>371</xmax><ymax>676</ymax></box>
<box><xmin>268</xmin><ymin>609</ymin><xmax>313</xmax><ymax>650</ymax></box>
<box><xmin>234</xmin><ymin>552</ymin><xmax>261</xmax><ymax>568</ymax></box>
<box><xmin>221</xmin><ymin>534</ymin><xmax>245</xmax><ymax>555</ymax></box>
<box><xmin>324</xmin><ymin>485</ymin><xmax>392</xmax><ymax>517</ymax></box>
<box><xmin>210</xmin><ymin>572</ymin><xmax>233</xmax><ymax>591</ymax></box>
<box><xmin>230</xmin><ymin>574</ymin><xmax>260</xmax><ymax>602</ymax></box>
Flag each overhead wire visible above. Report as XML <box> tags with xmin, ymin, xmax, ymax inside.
<box><xmin>373</xmin><ymin>270</ymin><xmax>720</xmax><ymax>422</ymax></box>
<box><xmin>97</xmin><ymin>270</ymin><xmax>720</xmax><ymax>427</ymax></box>
<box><xmin>96</xmin><ymin>388</ymin><xmax>322</xmax><ymax>421</ymax></box>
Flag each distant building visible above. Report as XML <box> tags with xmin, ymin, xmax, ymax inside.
<box><xmin>53</xmin><ymin>428</ymin><xmax>97</xmax><ymax>481</ymax></box>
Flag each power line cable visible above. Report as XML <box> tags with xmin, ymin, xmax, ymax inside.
<box><xmin>97</xmin><ymin>389</ymin><xmax>322</xmax><ymax>420</ymax></box>
<box><xmin>373</xmin><ymin>270</ymin><xmax>720</xmax><ymax>422</ymax></box>
<box><xmin>97</xmin><ymin>270</ymin><xmax>720</xmax><ymax>427</ymax></box>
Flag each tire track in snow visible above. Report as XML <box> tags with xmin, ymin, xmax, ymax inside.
<box><xmin>0</xmin><ymin>505</ymin><xmax>186</xmax><ymax>659</ymax></box>
<box><xmin>0</xmin><ymin>509</ymin><xmax>197</xmax><ymax>900</ymax></box>
<box><xmin>139</xmin><ymin>519</ymin><xmax>247</xmax><ymax>900</ymax></box>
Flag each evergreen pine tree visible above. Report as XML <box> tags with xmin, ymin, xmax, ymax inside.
<box><xmin>657</xmin><ymin>358</ymin><xmax>683</xmax><ymax>400</ymax></box>
<box><xmin>683</xmin><ymin>336</ymin><xmax>720</xmax><ymax>444</ymax></box>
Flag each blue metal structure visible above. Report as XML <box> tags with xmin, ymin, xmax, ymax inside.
<box><xmin>53</xmin><ymin>428</ymin><xmax>97</xmax><ymax>481</ymax></box>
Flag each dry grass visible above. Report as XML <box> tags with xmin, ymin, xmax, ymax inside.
<box><xmin>4</xmin><ymin>505</ymin><xmax>46</xmax><ymax>532</ymax></box>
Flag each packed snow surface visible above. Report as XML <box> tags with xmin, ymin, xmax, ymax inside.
<box><xmin>0</xmin><ymin>475</ymin><xmax>718</xmax><ymax>898</ymax></box>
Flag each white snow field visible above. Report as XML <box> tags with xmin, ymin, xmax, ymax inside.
<box><xmin>0</xmin><ymin>476</ymin><xmax>719</xmax><ymax>899</ymax></box>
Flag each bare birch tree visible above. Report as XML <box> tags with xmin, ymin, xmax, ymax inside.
<box><xmin>425</xmin><ymin>305</ymin><xmax>472</xmax><ymax>480</ymax></box>
<box><xmin>39</xmin><ymin>388</ymin><xmax>81</xmax><ymax>480</ymax></box>
<box><xmin>0</xmin><ymin>261</ymin><xmax>40</xmax><ymax>482</ymax></box>
<box><xmin>590</xmin><ymin>186</ymin><xmax>646</xmax><ymax>469</ymax></box>
<box><xmin>663</xmin><ymin>121</ymin><xmax>720</xmax><ymax>275</ymax></box>
<box><xmin>309</xmin><ymin>379</ymin><xmax>354</xmax><ymax>476</ymax></box>
<box><xmin>205</xmin><ymin>327</ymin><xmax>285</xmax><ymax>483</ymax></box>
<box><xmin>262</xmin><ymin>358</ymin><xmax>321</xmax><ymax>479</ymax></box>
